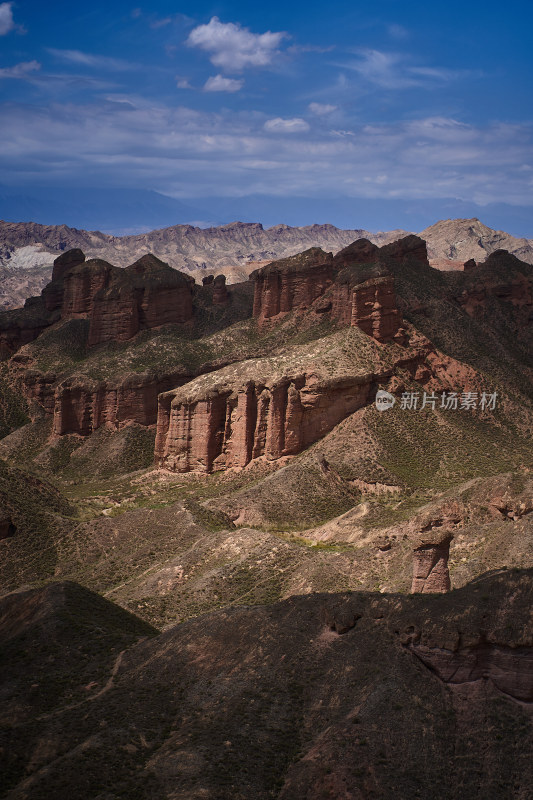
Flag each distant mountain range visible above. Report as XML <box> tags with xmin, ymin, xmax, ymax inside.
<box><xmin>0</xmin><ymin>216</ymin><xmax>532</xmax><ymax>310</ymax></box>
<box><xmin>2</xmin><ymin>185</ymin><xmax>533</xmax><ymax>237</ymax></box>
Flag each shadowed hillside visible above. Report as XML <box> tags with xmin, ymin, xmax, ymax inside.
<box><xmin>1</xmin><ymin>570</ymin><xmax>531</xmax><ymax>799</ymax></box>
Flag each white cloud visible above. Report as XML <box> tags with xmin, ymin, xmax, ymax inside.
<box><xmin>204</xmin><ymin>74</ymin><xmax>243</xmax><ymax>93</ymax></box>
<box><xmin>388</xmin><ymin>24</ymin><xmax>408</xmax><ymax>39</ymax></box>
<box><xmin>405</xmin><ymin>117</ymin><xmax>476</xmax><ymax>142</ymax></box>
<box><xmin>0</xmin><ymin>2</ymin><xmax>15</xmax><ymax>35</ymax></box>
<box><xmin>176</xmin><ymin>77</ymin><xmax>192</xmax><ymax>89</ymax></box>
<box><xmin>48</xmin><ymin>49</ymin><xmax>134</xmax><ymax>71</ymax></box>
<box><xmin>309</xmin><ymin>102</ymin><xmax>337</xmax><ymax>116</ymax></box>
<box><xmin>0</xmin><ymin>101</ymin><xmax>531</xmax><ymax>208</ymax></box>
<box><xmin>264</xmin><ymin>117</ymin><xmax>310</xmax><ymax>133</ymax></box>
<box><xmin>349</xmin><ymin>49</ymin><xmax>412</xmax><ymax>89</ymax></box>
<box><xmin>410</xmin><ymin>66</ymin><xmax>464</xmax><ymax>81</ymax></box>
<box><xmin>342</xmin><ymin>49</ymin><xmax>471</xmax><ymax>90</ymax></box>
<box><xmin>287</xmin><ymin>44</ymin><xmax>335</xmax><ymax>55</ymax></box>
<box><xmin>105</xmin><ymin>94</ymin><xmax>141</xmax><ymax>107</ymax></box>
<box><xmin>150</xmin><ymin>17</ymin><xmax>172</xmax><ymax>30</ymax></box>
<box><xmin>187</xmin><ymin>16</ymin><xmax>287</xmax><ymax>72</ymax></box>
<box><xmin>0</xmin><ymin>60</ymin><xmax>40</xmax><ymax>79</ymax></box>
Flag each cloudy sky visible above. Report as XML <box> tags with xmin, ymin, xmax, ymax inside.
<box><xmin>0</xmin><ymin>0</ymin><xmax>532</xmax><ymax>233</ymax></box>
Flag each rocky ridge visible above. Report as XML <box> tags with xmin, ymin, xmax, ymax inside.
<box><xmin>1</xmin><ymin>216</ymin><xmax>533</xmax><ymax>800</ymax></box>
<box><xmin>1</xmin><ymin>234</ymin><xmax>532</xmax><ymax>479</ymax></box>
<box><xmin>155</xmin><ymin>236</ymin><xmax>533</xmax><ymax>476</ymax></box>
<box><xmin>0</xmin><ymin>219</ymin><xmax>407</xmax><ymax>275</ymax></box>
<box><xmin>1</xmin><ymin>217</ymin><xmax>533</xmax><ymax>312</ymax></box>
<box><xmin>420</xmin><ymin>217</ymin><xmax>533</xmax><ymax>264</ymax></box>
<box><xmin>0</xmin><ymin>249</ymin><xmax>198</xmax><ymax>358</ymax></box>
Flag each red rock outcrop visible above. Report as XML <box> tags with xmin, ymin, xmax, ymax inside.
<box><xmin>60</xmin><ymin>261</ymin><xmax>113</xmax><ymax>318</ymax></box>
<box><xmin>451</xmin><ymin>250</ymin><xmax>533</xmax><ymax>318</ymax></box>
<box><xmin>350</xmin><ymin>276</ymin><xmax>401</xmax><ymax>342</ymax></box>
<box><xmin>411</xmin><ymin>532</ymin><xmax>453</xmax><ymax>593</ymax></box>
<box><xmin>154</xmin><ymin>313</ymin><xmax>492</xmax><ymax>476</ymax></box>
<box><xmin>155</xmin><ymin>372</ymin><xmax>373</xmax><ymax>473</ymax></box>
<box><xmin>334</xmin><ymin>238</ymin><xmax>380</xmax><ymax>265</ymax></box>
<box><xmin>456</xmin><ymin>275</ymin><xmax>533</xmax><ymax>317</ymax></box>
<box><xmin>50</xmin><ymin>248</ymin><xmax>86</xmax><ymax>282</ymax></box>
<box><xmin>379</xmin><ymin>234</ymin><xmax>429</xmax><ymax>266</ymax></box>
<box><xmin>329</xmin><ymin>274</ymin><xmax>401</xmax><ymax>341</ymax></box>
<box><xmin>84</xmin><ymin>255</ymin><xmax>194</xmax><ymax>346</ymax></box>
<box><xmin>0</xmin><ymin>311</ymin><xmax>52</xmax><ymax>360</ymax></box>
<box><xmin>21</xmin><ymin>369</ymin><xmax>193</xmax><ymax>436</ymax></box>
<box><xmin>0</xmin><ymin>250</ymin><xmax>196</xmax><ymax>358</ymax></box>
<box><xmin>252</xmin><ymin>248</ymin><xmax>335</xmax><ymax>325</ymax></box>
<box><xmin>212</xmin><ymin>274</ymin><xmax>228</xmax><ymax>304</ymax></box>
<box><xmin>409</xmin><ymin>638</ymin><xmax>533</xmax><ymax>702</ymax></box>
<box><xmin>22</xmin><ymin>370</ymin><xmax>57</xmax><ymax>416</ymax></box>
<box><xmin>252</xmin><ymin>239</ymin><xmax>404</xmax><ymax>342</ymax></box>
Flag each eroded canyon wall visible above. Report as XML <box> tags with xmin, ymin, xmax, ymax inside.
<box><xmin>22</xmin><ymin>369</ymin><xmax>192</xmax><ymax>436</ymax></box>
<box><xmin>252</xmin><ymin>248</ymin><xmax>335</xmax><ymax>324</ymax></box>
<box><xmin>252</xmin><ymin>239</ymin><xmax>403</xmax><ymax>342</ymax></box>
<box><xmin>155</xmin><ymin>373</ymin><xmax>373</xmax><ymax>473</ymax></box>
<box><xmin>0</xmin><ymin>250</ymin><xmax>196</xmax><ymax>358</ymax></box>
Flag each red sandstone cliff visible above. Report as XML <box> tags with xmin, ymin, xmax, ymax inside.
<box><xmin>411</xmin><ymin>534</ymin><xmax>453</xmax><ymax>593</ymax></box>
<box><xmin>22</xmin><ymin>369</ymin><xmax>194</xmax><ymax>436</ymax></box>
<box><xmin>453</xmin><ymin>250</ymin><xmax>533</xmax><ymax>317</ymax></box>
<box><xmin>252</xmin><ymin>238</ymin><xmax>407</xmax><ymax>342</ymax></box>
<box><xmin>154</xmin><ymin>325</ymin><xmax>481</xmax><ymax>475</ymax></box>
<box><xmin>0</xmin><ymin>250</ymin><xmax>196</xmax><ymax>358</ymax></box>
<box><xmin>0</xmin><ymin>308</ymin><xmax>53</xmax><ymax>360</ymax></box>
<box><xmin>4</xmin><ymin>240</ymin><xmax>531</xmax><ymax>459</ymax></box>
<box><xmin>252</xmin><ymin>247</ymin><xmax>335</xmax><ymax>324</ymax></box>
<box><xmin>155</xmin><ymin>372</ymin><xmax>373</xmax><ymax>473</ymax></box>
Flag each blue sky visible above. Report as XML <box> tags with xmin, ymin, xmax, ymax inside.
<box><xmin>0</xmin><ymin>0</ymin><xmax>532</xmax><ymax>233</ymax></box>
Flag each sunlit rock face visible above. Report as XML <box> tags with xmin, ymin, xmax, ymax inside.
<box><xmin>155</xmin><ymin>373</ymin><xmax>373</xmax><ymax>474</ymax></box>
<box><xmin>252</xmin><ymin>247</ymin><xmax>336</xmax><ymax>326</ymax></box>
<box><xmin>252</xmin><ymin>239</ymin><xmax>403</xmax><ymax>343</ymax></box>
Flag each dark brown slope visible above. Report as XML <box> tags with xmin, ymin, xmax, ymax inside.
<box><xmin>1</xmin><ymin>570</ymin><xmax>531</xmax><ymax>799</ymax></box>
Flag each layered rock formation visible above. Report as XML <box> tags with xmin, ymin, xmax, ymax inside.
<box><xmin>4</xmin><ymin>237</ymin><xmax>532</xmax><ymax>477</ymax></box>
<box><xmin>0</xmin><ymin>219</ymin><xmax>410</xmax><ymax>275</ymax></box>
<box><xmin>252</xmin><ymin>247</ymin><xmax>335</xmax><ymax>324</ymax></box>
<box><xmin>419</xmin><ymin>217</ymin><xmax>533</xmax><ymax>265</ymax></box>
<box><xmin>0</xmin><ymin>307</ymin><xmax>54</xmax><ymax>360</ymax></box>
<box><xmin>252</xmin><ymin>237</ymin><xmax>404</xmax><ymax>342</ymax></box>
<box><xmin>22</xmin><ymin>369</ymin><xmax>193</xmax><ymax>436</ymax></box>
<box><xmin>409</xmin><ymin>637</ymin><xmax>533</xmax><ymax>702</ymax></box>
<box><xmin>353</xmin><ymin>277</ymin><xmax>400</xmax><ymax>341</ymax></box>
<box><xmin>411</xmin><ymin>533</ymin><xmax>453</xmax><ymax>593</ymax></box>
<box><xmin>154</xmin><ymin>322</ymin><xmax>475</xmax><ymax>474</ymax></box>
<box><xmin>0</xmin><ymin>250</ymin><xmax>196</xmax><ymax>358</ymax></box>
<box><xmin>155</xmin><ymin>371</ymin><xmax>373</xmax><ymax>473</ymax></box>
<box><xmin>212</xmin><ymin>274</ymin><xmax>228</xmax><ymax>304</ymax></box>
<box><xmin>50</xmin><ymin>248</ymin><xmax>86</xmax><ymax>282</ymax></box>
<box><xmin>55</xmin><ymin>253</ymin><xmax>195</xmax><ymax>347</ymax></box>
<box><xmin>453</xmin><ymin>250</ymin><xmax>533</xmax><ymax>317</ymax></box>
